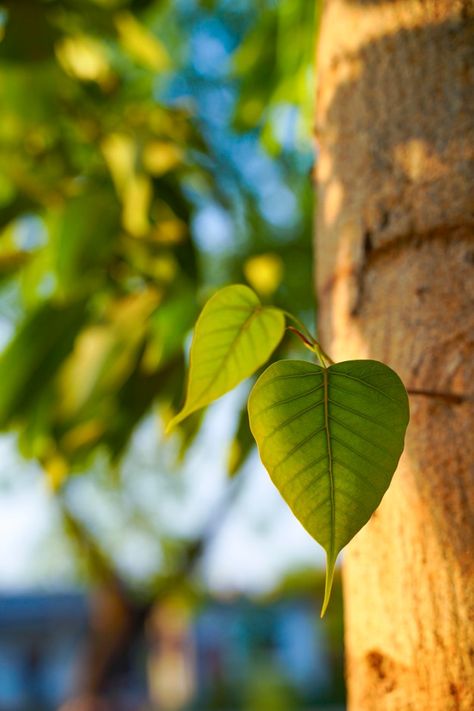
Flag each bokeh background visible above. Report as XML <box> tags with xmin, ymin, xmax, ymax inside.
<box><xmin>0</xmin><ymin>1</ymin><xmax>345</xmax><ymax>709</ymax></box>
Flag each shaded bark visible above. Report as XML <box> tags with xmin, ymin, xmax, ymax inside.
<box><xmin>315</xmin><ymin>0</ymin><xmax>474</xmax><ymax>709</ymax></box>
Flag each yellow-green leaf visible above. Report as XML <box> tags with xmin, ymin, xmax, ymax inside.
<box><xmin>248</xmin><ymin>359</ymin><xmax>409</xmax><ymax>616</ymax></box>
<box><xmin>168</xmin><ymin>285</ymin><xmax>285</xmax><ymax>429</ymax></box>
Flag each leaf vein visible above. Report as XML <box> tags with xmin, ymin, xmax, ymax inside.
<box><xmin>330</xmin><ymin>434</ymin><xmax>382</xmax><ymax>472</ymax></box>
<box><xmin>323</xmin><ymin>368</ymin><xmax>336</xmax><ymax>571</ymax></box>
<box><xmin>330</xmin><ymin>370</ymin><xmax>401</xmax><ymax>403</ymax></box>
<box><xmin>327</xmin><ymin>395</ymin><xmax>396</xmax><ymax>434</ymax></box>
<box><xmin>291</xmin><ymin>469</ymin><xmax>329</xmax><ymax>512</ymax></box>
<box><xmin>281</xmin><ymin>452</ymin><xmax>329</xmax><ymax>497</ymax></box>
<box><xmin>328</xmin><ymin>412</ymin><xmax>395</xmax><ymax>458</ymax></box>
<box><xmin>191</xmin><ymin>307</ymin><xmax>264</xmax><ymax>404</ymax></box>
<box><xmin>333</xmin><ymin>484</ymin><xmax>369</xmax><ymax>511</ymax></box>
<box><xmin>257</xmin><ymin>370</ymin><xmax>323</xmax><ymax>393</ymax></box>
<box><xmin>253</xmin><ymin>384</ymin><xmax>325</xmax><ymax>419</ymax></box>
<box><xmin>332</xmin><ymin>456</ymin><xmax>381</xmax><ymax>492</ymax></box>
<box><xmin>272</xmin><ymin>424</ymin><xmax>327</xmax><ymax>474</ymax></box>
<box><xmin>261</xmin><ymin>398</ymin><xmax>324</xmax><ymax>450</ymax></box>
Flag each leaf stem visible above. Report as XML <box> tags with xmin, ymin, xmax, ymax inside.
<box><xmin>287</xmin><ymin>326</ymin><xmax>315</xmax><ymax>350</ymax></box>
<box><xmin>281</xmin><ymin>311</ymin><xmax>316</xmax><ymax>345</ymax></box>
<box><xmin>313</xmin><ymin>342</ymin><xmax>334</xmax><ymax>368</ymax></box>
<box><xmin>282</xmin><ymin>310</ymin><xmax>334</xmax><ymax>368</ymax></box>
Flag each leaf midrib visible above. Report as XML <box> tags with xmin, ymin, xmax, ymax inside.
<box><xmin>191</xmin><ymin>305</ymin><xmax>263</xmax><ymax>406</ymax></box>
<box><xmin>323</xmin><ymin>367</ymin><xmax>335</xmax><ymax>566</ymax></box>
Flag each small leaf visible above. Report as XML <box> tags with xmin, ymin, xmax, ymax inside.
<box><xmin>248</xmin><ymin>359</ymin><xmax>409</xmax><ymax>616</ymax></box>
<box><xmin>168</xmin><ymin>285</ymin><xmax>285</xmax><ymax>429</ymax></box>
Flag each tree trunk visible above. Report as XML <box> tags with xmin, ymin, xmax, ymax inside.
<box><xmin>314</xmin><ymin>1</ymin><xmax>474</xmax><ymax>709</ymax></box>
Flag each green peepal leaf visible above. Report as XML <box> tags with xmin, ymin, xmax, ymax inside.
<box><xmin>168</xmin><ymin>285</ymin><xmax>285</xmax><ymax>430</ymax></box>
<box><xmin>248</xmin><ymin>359</ymin><xmax>409</xmax><ymax>616</ymax></box>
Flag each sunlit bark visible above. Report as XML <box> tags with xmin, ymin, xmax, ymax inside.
<box><xmin>315</xmin><ymin>1</ymin><xmax>474</xmax><ymax>708</ymax></box>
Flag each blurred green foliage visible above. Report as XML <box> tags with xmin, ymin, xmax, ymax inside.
<box><xmin>0</xmin><ymin>0</ymin><xmax>317</xmax><ymax>484</ymax></box>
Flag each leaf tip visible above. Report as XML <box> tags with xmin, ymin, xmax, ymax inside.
<box><xmin>320</xmin><ymin>551</ymin><xmax>337</xmax><ymax>618</ymax></box>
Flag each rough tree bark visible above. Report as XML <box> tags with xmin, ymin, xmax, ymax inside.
<box><xmin>315</xmin><ymin>1</ymin><xmax>474</xmax><ymax>709</ymax></box>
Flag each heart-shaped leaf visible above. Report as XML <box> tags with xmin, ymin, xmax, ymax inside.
<box><xmin>168</xmin><ymin>285</ymin><xmax>285</xmax><ymax>429</ymax></box>
<box><xmin>248</xmin><ymin>359</ymin><xmax>409</xmax><ymax>615</ymax></box>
